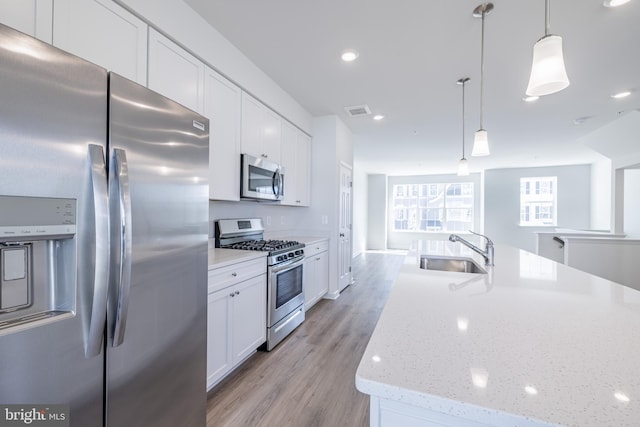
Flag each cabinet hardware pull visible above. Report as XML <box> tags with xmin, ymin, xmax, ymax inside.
<box><xmin>229</xmin><ymin>293</ymin><xmax>235</xmax><ymax>297</ymax></box>
<box><xmin>316</xmin><ymin>257</ymin><xmax>320</xmax><ymax>261</ymax></box>
<box><xmin>231</xmin><ymin>272</ymin><xmax>237</xmax><ymax>277</ymax></box>
<box><xmin>235</xmin><ymin>290</ymin><xmax>240</xmax><ymax>295</ymax></box>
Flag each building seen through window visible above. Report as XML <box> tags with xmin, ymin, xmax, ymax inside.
<box><xmin>520</xmin><ymin>176</ymin><xmax>557</xmax><ymax>226</ymax></box>
<box><xmin>392</xmin><ymin>183</ymin><xmax>474</xmax><ymax>232</ymax></box>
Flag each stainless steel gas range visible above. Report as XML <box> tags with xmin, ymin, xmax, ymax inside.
<box><xmin>215</xmin><ymin>218</ymin><xmax>305</xmax><ymax>351</ymax></box>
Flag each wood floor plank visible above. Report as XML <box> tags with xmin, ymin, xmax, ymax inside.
<box><xmin>206</xmin><ymin>251</ymin><xmax>405</xmax><ymax>427</ymax></box>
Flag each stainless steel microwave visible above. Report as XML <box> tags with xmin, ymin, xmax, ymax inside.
<box><xmin>241</xmin><ymin>153</ymin><xmax>284</xmax><ymax>201</ymax></box>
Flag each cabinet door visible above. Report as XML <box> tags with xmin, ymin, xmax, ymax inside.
<box><xmin>231</xmin><ymin>275</ymin><xmax>266</xmax><ymax>363</ymax></box>
<box><xmin>261</xmin><ymin>107</ymin><xmax>281</xmax><ymax>163</ymax></box>
<box><xmin>280</xmin><ymin>121</ymin><xmax>298</xmax><ymax>205</ymax></box>
<box><xmin>303</xmin><ymin>257</ymin><xmax>317</xmax><ymax>309</ymax></box>
<box><xmin>148</xmin><ymin>28</ymin><xmax>204</xmax><ymax>113</ymax></box>
<box><xmin>52</xmin><ymin>0</ymin><xmax>147</xmax><ymax>85</ymax></box>
<box><xmin>0</xmin><ymin>0</ymin><xmax>52</xmax><ymax>42</ymax></box>
<box><xmin>207</xmin><ymin>289</ymin><xmax>232</xmax><ymax>390</ymax></box>
<box><xmin>240</xmin><ymin>92</ymin><xmax>262</xmax><ymax>157</ymax></box>
<box><xmin>296</xmin><ymin>132</ymin><xmax>311</xmax><ymax>206</ymax></box>
<box><xmin>204</xmin><ymin>67</ymin><xmax>241</xmax><ymax>201</ymax></box>
<box><xmin>316</xmin><ymin>251</ymin><xmax>329</xmax><ymax>298</ymax></box>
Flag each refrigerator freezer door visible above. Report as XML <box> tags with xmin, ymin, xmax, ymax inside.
<box><xmin>0</xmin><ymin>24</ymin><xmax>107</xmax><ymax>426</ymax></box>
<box><xmin>106</xmin><ymin>73</ymin><xmax>208</xmax><ymax>427</ymax></box>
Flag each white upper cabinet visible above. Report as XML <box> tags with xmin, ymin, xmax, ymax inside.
<box><xmin>204</xmin><ymin>66</ymin><xmax>242</xmax><ymax>201</ymax></box>
<box><xmin>0</xmin><ymin>0</ymin><xmax>52</xmax><ymax>42</ymax></box>
<box><xmin>241</xmin><ymin>92</ymin><xmax>281</xmax><ymax>163</ymax></box>
<box><xmin>280</xmin><ymin>121</ymin><xmax>311</xmax><ymax>206</ymax></box>
<box><xmin>295</xmin><ymin>132</ymin><xmax>311</xmax><ymax>206</ymax></box>
<box><xmin>52</xmin><ymin>0</ymin><xmax>147</xmax><ymax>85</ymax></box>
<box><xmin>148</xmin><ymin>28</ymin><xmax>204</xmax><ymax>114</ymax></box>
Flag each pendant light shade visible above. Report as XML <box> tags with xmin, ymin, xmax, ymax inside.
<box><xmin>472</xmin><ymin>129</ymin><xmax>490</xmax><ymax>156</ymax></box>
<box><xmin>458</xmin><ymin>158</ymin><xmax>469</xmax><ymax>176</ymax></box>
<box><xmin>457</xmin><ymin>77</ymin><xmax>470</xmax><ymax>177</ymax></box>
<box><xmin>526</xmin><ymin>0</ymin><xmax>569</xmax><ymax>96</ymax></box>
<box><xmin>526</xmin><ymin>35</ymin><xmax>569</xmax><ymax>96</ymax></box>
<box><xmin>472</xmin><ymin>3</ymin><xmax>493</xmax><ymax>157</ymax></box>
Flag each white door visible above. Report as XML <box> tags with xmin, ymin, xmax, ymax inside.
<box><xmin>338</xmin><ymin>163</ymin><xmax>353</xmax><ymax>291</ymax></box>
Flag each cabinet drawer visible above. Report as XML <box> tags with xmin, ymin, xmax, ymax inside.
<box><xmin>208</xmin><ymin>257</ymin><xmax>265</xmax><ymax>293</ymax></box>
<box><xmin>304</xmin><ymin>240</ymin><xmax>328</xmax><ymax>258</ymax></box>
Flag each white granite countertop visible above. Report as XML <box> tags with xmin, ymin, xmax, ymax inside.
<box><xmin>356</xmin><ymin>240</ymin><xmax>640</xmax><ymax>426</ymax></box>
<box><xmin>207</xmin><ymin>241</ymin><xmax>267</xmax><ymax>270</ymax></box>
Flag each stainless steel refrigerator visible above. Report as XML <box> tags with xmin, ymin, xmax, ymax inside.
<box><xmin>0</xmin><ymin>24</ymin><xmax>208</xmax><ymax>426</ymax></box>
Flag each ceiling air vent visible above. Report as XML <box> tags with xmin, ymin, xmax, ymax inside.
<box><xmin>344</xmin><ymin>104</ymin><xmax>371</xmax><ymax>117</ymax></box>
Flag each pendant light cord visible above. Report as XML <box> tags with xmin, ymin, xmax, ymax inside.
<box><xmin>479</xmin><ymin>9</ymin><xmax>485</xmax><ymax>130</ymax></box>
<box><xmin>545</xmin><ymin>0</ymin><xmax>550</xmax><ymax>36</ymax></box>
<box><xmin>462</xmin><ymin>80</ymin><xmax>466</xmax><ymax>158</ymax></box>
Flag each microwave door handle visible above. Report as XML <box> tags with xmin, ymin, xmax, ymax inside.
<box><xmin>272</xmin><ymin>168</ymin><xmax>281</xmax><ymax>200</ymax></box>
<box><xmin>86</xmin><ymin>144</ymin><xmax>109</xmax><ymax>358</ymax></box>
<box><xmin>110</xmin><ymin>148</ymin><xmax>133</xmax><ymax>347</ymax></box>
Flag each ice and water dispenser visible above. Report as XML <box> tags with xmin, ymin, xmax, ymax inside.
<box><xmin>0</xmin><ymin>195</ymin><xmax>76</xmax><ymax>332</ymax></box>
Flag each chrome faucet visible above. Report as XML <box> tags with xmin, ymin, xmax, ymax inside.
<box><xmin>449</xmin><ymin>230</ymin><xmax>494</xmax><ymax>266</ymax></box>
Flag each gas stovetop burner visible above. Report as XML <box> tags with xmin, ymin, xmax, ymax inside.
<box><xmin>226</xmin><ymin>239</ymin><xmax>302</xmax><ymax>252</ymax></box>
<box><xmin>215</xmin><ymin>219</ymin><xmax>305</xmax><ymax>266</ymax></box>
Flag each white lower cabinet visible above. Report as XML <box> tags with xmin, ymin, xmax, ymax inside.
<box><xmin>303</xmin><ymin>240</ymin><xmax>329</xmax><ymax>309</ymax></box>
<box><xmin>207</xmin><ymin>261</ymin><xmax>266</xmax><ymax>390</ymax></box>
<box><xmin>372</xmin><ymin>397</ymin><xmax>492</xmax><ymax>427</ymax></box>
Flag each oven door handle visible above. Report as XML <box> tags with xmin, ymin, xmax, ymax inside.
<box><xmin>270</xmin><ymin>256</ymin><xmax>304</xmax><ymax>274</ymax></box>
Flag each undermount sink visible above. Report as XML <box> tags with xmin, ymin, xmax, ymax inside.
<box><xmin>419</xmin><ymin>256</ymin><xmax>487</xmax><ymax>274</ymax></box>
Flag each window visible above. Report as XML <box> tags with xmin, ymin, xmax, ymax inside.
<box><xmin>391</xmin><ymin>182</ymin><xmax>474</xmax><ymax>232</ymax></box>
<box><xmin>520</xmin><ymin>177</ymin><xmax>557</xmax><ymax>226</ymax></box>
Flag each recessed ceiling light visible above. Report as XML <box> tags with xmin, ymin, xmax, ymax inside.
<box><xmin>373</xmin><ymin>115</ymin><xmax>384</xmax><ymax>121</ymax></box>
<box><xmin>603</xmin><ymin>0</ymin><xmax>632</xmax><ymax>7</ymax></box>
<box><xmin>523</xmin><ymin>96</ymin><xmax>539</xmax><ymax>102</ymax></box>
<box><xmin>341</xmin><ymin>49</ymin><xmax>359</xmax><ymax>62</ymax></box>
<box><xmin>611</xmin><ymin>90</ymin><xmax>631</xmax><ymax>99</ymax></box>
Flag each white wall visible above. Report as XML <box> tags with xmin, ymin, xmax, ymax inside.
<box><xmin>309</xmin><ymin>115</ymin><xmax>354</xmax><ymax>297</ymax></box>
<box><xmin>352</xmin><ymin>167</ymin><xmax>368</xmax><ymax>257</ymax></box>
<box><xmin>116</xmin><ymin>0</ymin><xmax>312</xmax><ymax>133</ymax></box>
<box><xmin>590</xmin><ymin>156</ymin><xmax>612</xmax><ymax>230</ymax></box>
<box><xmin>485</xmin><ymin>165</ymin><xmax>591</xmax><ymax>253</ymax></box>
<box><xmin>623</xmin><ymin>169</ymin><xmax>640</xmax><ymax>236</ymax></box>
<box><xmin>367</xmin><ymin>174</ymin><xmax>387</xmax><ymax>250</ymax></box>
<box><xmin>581</xmin><ymin>111</ymin><xmax>640</xmax><ymax>168</ymax></box>
<box><xmin>386</xmin><ymin>173</ymin><xmax>482</xmax><ymax>250</ymax></box>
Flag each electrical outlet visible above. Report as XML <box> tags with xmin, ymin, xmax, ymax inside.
<box><xmin>265</xmin><ymin>216</ymin><xmax>271</xmax><ymax>226</ymax></box>
<box><xmin>280</xmin><ymin>216</ymin><xmax>285</xmax><ymax>225</ymax></box>
<box><xmin>321</xmin><ymin>215</ymin><xmax>328</xmax><ymax>225</ymax></box>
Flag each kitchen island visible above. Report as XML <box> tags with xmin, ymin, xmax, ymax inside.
<box><xmin>356</xmin><ymin>240</ymin><xmax>640</xmax><ymax>427</ymax></box>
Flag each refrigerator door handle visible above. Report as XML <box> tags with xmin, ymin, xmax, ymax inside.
<box><xmin>110</xmin><ymin>148</ymin><xmax>133</xmax><ymax>347</ymax></box>
<box><xmin>86</xmin><ymin>144</ymin><xmax>110</xmax><ymax>358</ymax></box>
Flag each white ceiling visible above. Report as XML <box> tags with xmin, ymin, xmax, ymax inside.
<box><xmin>184</xmin><ymin>0</ymin><xmax>640</xmax><ymax>175</ymax></box>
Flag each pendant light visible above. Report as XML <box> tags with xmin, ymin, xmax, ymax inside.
<box><xmin>526</xmin><ymin>0</ymin><xmax>570</xmax><ymax>96</ymax></box>
<box><xmin>472</xmin><ymin>3</ymin><xmax>493</xmax><ymax>157</ymax></box>
<box><xmin>457</xmin><ymin>77</ymin><xmax>470</xmax><ymax>177</ymax></box>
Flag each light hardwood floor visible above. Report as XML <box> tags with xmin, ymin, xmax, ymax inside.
<box><xmin>206</xmin><ymin>251</ymin><xmax>406</xmax><ymax>427</ymax></box>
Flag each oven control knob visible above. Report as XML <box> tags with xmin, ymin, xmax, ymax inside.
<box><xmin>288</xmin><ymin>253</ymin><xmax>294</xmax><ymax>258</ymax></box>
<box><xmin>277</xmin><ymin>255</ymin><xmax>284</xmax><ymax>262</ymax></box>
